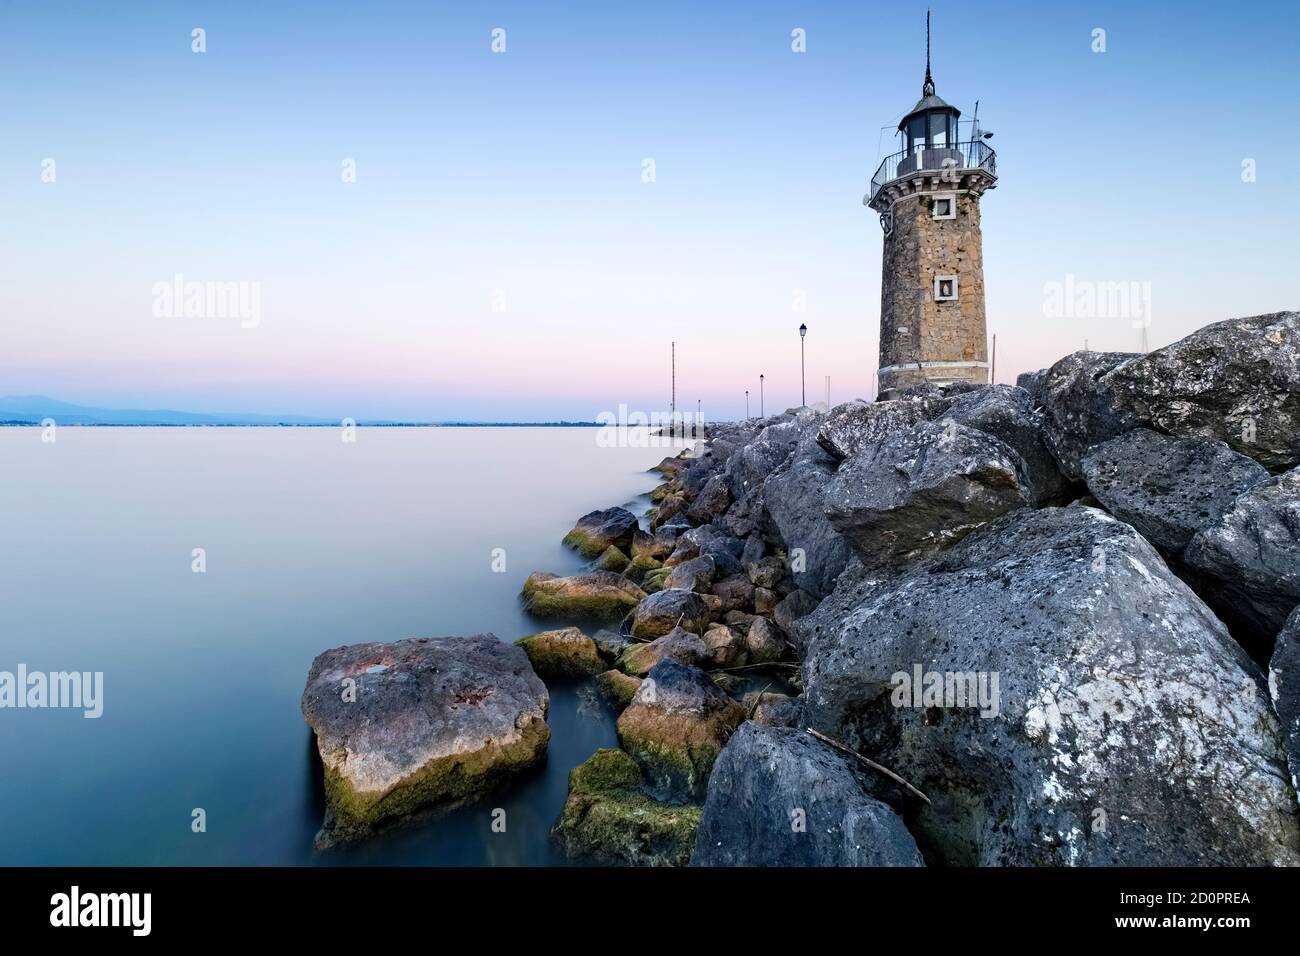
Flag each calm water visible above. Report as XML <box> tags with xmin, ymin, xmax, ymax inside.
<box><xmin>0</xmin><ymin>426</ymin><xmax>677</xmax><ymax>865</ymax></box>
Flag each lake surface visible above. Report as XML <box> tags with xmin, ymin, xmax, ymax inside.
<box><xmin>0</xmin><ymin>426</ymin><xmax>679</xmax><ymax>865</ymax></box>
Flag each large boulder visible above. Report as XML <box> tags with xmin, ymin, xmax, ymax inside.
<box><xmin>762</xmin><ymin>427</ymin><xmax>852</xmax><ymax>598</ymax></box>
<box><xmin>1269</xmin><ymin>607</ymin><xmax>1300</xmax><ymax>792</ymax></box>
<box><xmin>1039</xmin><ymin>350</ymin><xmax>1141</xmax><ymax>480</ymax></box>
<box><xmin>301</xmin><ymin>635</ymin><xmax>550</xmax><ymax>848</ymax></box>
<box><xmin>723</xmin><ymin>412</ymin><xmax>809</xmax><ymax>500</ymax></box>
<box><xmin>520</xmin><ymin>571</ymin><xmax>646</xmax><ymax>620</ymax></box>
<box><xmin>1102</xmin><ymin>312</ymin><xmax>1300</xmax><ymax>472</ymax></box>
<box><xmin>562</xmin><ymin>507</ymin><xmax>640</xmax><ymax>558</ymax></box>
<box><xmin>550</xmin><ymin>749</ymin><xmax>700</xmax><ymax>866</ymax></box>
<box><xmin>691</xmin><ymin>724</ymin><xmax>924</xmax><ymax>867</ymax></box>
<box><xmin>1016</xmin><ymin>368</ymin><xmax>1048</xmax><ymax>408</ymax></box>
<box><xmin>515</xmin><ymin>627</ymin><xmax>606</xmax><ymax>679</ymax></box>
<box><xmin>1184</xmin><ymin>467</ymin><xmax>1300</xmax><ymax>639</ymax></box>
<box><xmin>686</xmin><ymin>474</ymin><xmax>732</xmax><ymax>524</ymax></box>
<box><xmin>616</xmin><ymin>659</ymin><xmax>745</xmax><ymax>801</ymax></box>
<box><xmin>1081</xmin><ymin>428</ymin><xmax>1269</xmax><ymax>555</ymax></box>
<box><xmin>799</xmin><ymin>505</ymin><xmax>1300</xmax><ymax>866</ymax></box>
<box><xmin>815</xmin><ymin>398</ymin><xmax>930</xmax><ymax>461</ymax></box>
<box><xmin>630</xmin><ymin>588</ymin><xmax>711</xmax><ymax>639</ymax></box>
<box><xmin>825</xmin><ymin>419</ymin><xmax>1031</xmax><ymax>567</ymax></box>
<box><xmin>936</xmin><ymin>384</ymin><xmax>1070</xmax><ymax>505</ymax></box>
<box><xmin>663</xmin><ymin>554</ymin><xmax>717</xmax><ymax>593</ymax></box>
<box><xmin>616</xmin><ymin>626</ymin><xmax>710</xmax><ymax>677</ymax></box>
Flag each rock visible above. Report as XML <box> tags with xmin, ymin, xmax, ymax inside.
<box><xmin>617</xmin><ymin>659</ymin><xmax>746</xmax><ymax>801</ymax></box>
<box><xmin>1184</xmin><ymin>467</ymin><xmax>1300</xmax><ymax>639</ymax></box>
<box><xmin>740</xmin><ymin>690</ymin><xmax>801</xmax><ymax>727</ymax></box>
<box><xmin>1016</xmin><ymin>368</ymin><xmax>1048</xmax><ymax>407</ymax></box>
<box><xmin>663</xmin><ymin>554</ymin><xmax>717</xmax><ymax>593</ymax></box>
<box><xmin>740</xmin><ymin>535</ymin><xmax>766</xmax><ymax>566</ymax></box>
<box><xmin>774</xmin><ymin>589</ymin><xmax>820</xmax><ymax>633</ymax></box>
<box><xmin>762</xmin><ymin>427</ymin><xmax>853</xmax><ymax>598</ymax></box>
<box><xmin>630</xmin><ymin>588</ymin><xmax>711</xmax><ymax>639</ymax></box>
<box><xmin>1269</xmin><ymin>608</ymin><xmax>1300</xmax><ymax>791</ymax></box>
<box><xmin>515</xmin><ymin>627</ymin><xmax>606</xmax><ymax>679</ymax></box>
<box><xmin>651</xmin><ymin>455</ymin><xmax>685</xmax><ymax>478</ymax></box>
<box><xmin>723</xmin><ymin>610</ymin><xmax>758</xmax><ymax>629</ymax></box>
<box><xmin>301</xmin><ymin>635</ymin><xmax>550</xmax><ymax>848</ymax></box>
<box><xmin>815</xmin><ymin>398</ymin><xmax>930</xmax><ymax>461</ymax></box>
<box><xmin>710</xmin><ymin>573</ymin><xmax>755</xmax><ymax>614</ymax></box>
<box><xmin>592</xmin><ymin>545</ymin><xmax>630</xmax><ymax>574</ymax></box>
<box><xmin>746</xmin><ymin>555</ymin><xmax>786</xmax><ymax>589</ymax></box>
<box><xmin>744</xmin><ymin>616</ymin><xmax>789</xmax><ymax>664</ymax></box>
<box><xmin>686</xmin><ymin>473</ymin><xmax>732</xmax><ymax>524</ymax></box>
<box><xmin>724</xmin><ymin>415</ymin><xmax>807</xmax><ymax>500</ymax></box>
<box><xmin>562</xmin><ymin>507</ymin><xmax>640</xmax><ymax>558</ymax></box>
<box><xmin>753</xmin><ymin>587</ymin><xmax>778</xmax><ymax>616</ymax></box>
<box><xmin>632</xmin><ymin>527</ymin><xmax>677</xmax><ymax>561</ymax></box>
<box><xmin>1038</xmin><ymin>350</ymin><xmax>1141</xmax><ymax>481</ymax></box>
<box><xmin>550</xmin><ymin>749</ymin><xmax>700</xmax><ymax>867</ymax></box>
<box><xmin>702</xmin><ymin>624</ymin><xmax>747</xmax><ymax>668</ymax></box>
<box><xmin>596</xmin><ymin>670</ymin><xmax>642</xmax><ymax>710</ymax></box>
<box><xmin>800</xmin><ymin>505</ymin><xmax>1300</xmax><ymax>866</ymax></box>
<box><xmin>936</xmin><ymin>384</ymin><xmax>1070</xmax><ymax>505</ymax></box>
<box><xmin>616</xmin><ymin>627</ymin><xmax>710</xmax><ymax>677</ymax></box>
<box><xmin>691</xmin><ymin>724</ymin><xmax>924</xmax><ymax>867</ymax></box>
<box><xmin>591</xmin><ymin>629</ymin><xmax>631</xmax><ymax>662</ymax></box>
<box><xmin>825</xmin><ymin>419</ymin><xmax>1031</xmax><ymax>567</ymax></box>
<box><xmin>1080</xmin><ymin>428</ymin><xmax>1268</xmax><ymax>554</ymax></box>
<box><xmin>640</xmin><ymin>567</ymin><xmax>671</xmax><ymax>594</ymax></box>
<box><xmin>1102</xmin><ymin>312</ymin><xmax>1300</xmax><ymax>471</ymax></box>
<box><xmin>521</xmin><ymin>571</ymin><xmax>646</xmax><ymax>620</ymax></box>
<box><xmin>622</xmin><ymin>554</ymin><xmax>662</xmax><ymax>586</ymax></box>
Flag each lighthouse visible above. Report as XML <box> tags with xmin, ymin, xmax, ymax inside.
<box><xmin>866</xmin><ymin>14</ymin><xmax>997</xmax><ymax>399</ymax></box>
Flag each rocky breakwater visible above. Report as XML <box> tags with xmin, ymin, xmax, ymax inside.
<box><xmin>300</xmin><ymin>636</ymin><xmax>550</xmax><ymax>849</ymax></box>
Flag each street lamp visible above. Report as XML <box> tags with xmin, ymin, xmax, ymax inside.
<box><xmin>745</xmin><ymin>390</ymin><xmax>750</xmax><ymax>420</ymax></box>
<box><xmin>759</xmin><ymin>374</ymin><xmax>765</xmax><ymax>418</ymax></box>
<box><xmin>799</xmin><ymin>323</ymin><xmax>807</xmax><ymax>407</ymax></box>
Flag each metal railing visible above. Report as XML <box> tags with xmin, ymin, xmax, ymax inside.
<box><xmin>868</xmin><ymin>140</ymin><xmax>997</xmax><ymax>204</ymax></box>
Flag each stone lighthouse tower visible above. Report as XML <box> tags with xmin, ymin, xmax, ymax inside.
<box><xmin>866</xmin><ymin>14</ymin><xmax>997</xmax><ymax>398</ymax></box>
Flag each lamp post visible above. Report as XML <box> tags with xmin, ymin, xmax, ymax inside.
<box><xmin>759</xmin><ymin>374</ymin><xmax>765</xmax><ymax>417</ymax></box>
<box><xmin>799</xmin><ymin>323</ymin><xmax>807</xmax><ymax>407</ymax></box>
<box><xmin>745</xmin><ymin>390</ymin><xmax>750</xmax><ymax>420</ymax></box>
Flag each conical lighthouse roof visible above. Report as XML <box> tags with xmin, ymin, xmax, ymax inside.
<box><xmin>897</xmin><ymin>93</ymin><xmax>960</xmax><ymax>130</ymax></box>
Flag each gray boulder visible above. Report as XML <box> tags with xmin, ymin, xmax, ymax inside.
<box><xmin>1039</xmin><ymin>350</ymin><xmax>1141</xmax><ymax>480</ymax></box>
<box><xmin>691</xmin><ymin>724</ymin><xmax>924</xmax><ymax>867</ymax></box>
<box><xmin>301</xmin><ymin>635</ymin><xmax>550</xmax><ymax>848</ymax></box>
<box><xmin>1016</xmin><ymin>368</ymin><xmax>1048</xmax><ymax>408</ymax></box>
<box><xmin>1184</xmin><ymin>467</ymin><xmax>1300</xmax><ymax>638</ymax></box>
<box><xmin>562</xmin><ymin>507</ymin><xmax>640</xmax><ymax>557</ymax></box>
<box><xmin>799</xmin><ymin>504</ymin><xmax>1300</xmax><ymax>866</ymax></box>
<box><xmin>762</xmin><ymin>426</ymin><xmax>852</xmax><ymax>598</ymax></box>
<box><xmin>1081</xmin><ymin>428</ymin><xmax>1269</xmax><ymax>554</ymax></box>
<box><xmin>1102</xmin><ymin>312</ymin><xmax>1300</xmax><ymax>472</ymax></box>
<box><xmin>663</xmin><ymin>554</ymin><xmax>717</xmax><ymax>593</ymax></box>
<box><xmin>825</xmin><ymin>419</ymin><xmax>1031</xmax><ymax>567</ymax></box>
<box><xmin>616</xmin><ymin>626</ymin><xmax>711</xmax><ymax>677</ymax></box>
<box><xmin>630</xmin><ymin>587</ymin><xmax>712</xmax><ymax>639</ymax></box>
<box><xmin>686</xmin><ymin>473</ymin><xmax>732</xmax><ymax>524</ymax></box>
<box><xmin>936</xmin><ymin>384</ymin><xmax>1069</xmax><ymax>505</ymax></box>
<box><xmin>815</xmin><ymin>398</ymin><xmax>931</xmax><ymax>461</ymax></box>
<box><xmin>1269</xmin><ymin>607</ymin><xmax>1300</xmax><ymax>792</ymax></box>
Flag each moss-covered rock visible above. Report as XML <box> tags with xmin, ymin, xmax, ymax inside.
<box><xmin>520</xmin><ymin>571</ymin><xmax>646</xmax><ymax>620</ymax></box>
<box><xmin>622</xmin><ymin>553</ymin><xmax>662</xmax><ymax>585</ymax></box>
<box><xmin>301</xmin><ymin>635</ymin><xmax>550</xmax><ymax>849</ymax></box>
<box><xmin>596</xmin><ymin>669</ymin><xmax>642</xmax><ymax>710</ymax></box>
<box><xmin>641</xmin><ymin>566</ymin><xmax>671</xmax><ymax>593</ymax></box>
<box><xmin>515</xmin><ymin>627</ymin><xmax>605</xmax><ymax>678</ymax></box>
<box><xmin>592</xmin><ymin>545</ymin><xmax>630</xmax><ymax>574</ymax></box>
<box><xmin>562</xmin><ymin>507</ymin><xmax>639</xmax><ymax>558</ymax></box>
<box><xmin>616</xmin><ymin>627</ymin><xmax>709</xmax><ymax>677</ymax></box>
<box><xmin>630</xmin><ymin>588</ymin><xmax>711</xmax><ymax>638</ymax></box>
<box><xmin>550</xmin><ymin>749</ymin><xmax>701</xmax><ymax>866</ymax></box>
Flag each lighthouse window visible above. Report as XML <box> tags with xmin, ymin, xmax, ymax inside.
<box><xmin>908</xmin><ymin>116</ymin><xmax>927</xmax><ymax>154</ymax></box>
<box><xmin>932</xmin><ymin>193</ymin><xmax>957</xmax><ymax>219</ymax></box>
<box><xmin>929</xmin><ymin>112</ymin><xmax>950</xmax><ymax>148</ymax></box>
<box><xmin>934</xmin><ymin>275</ymin><xmax>958</xmax><ymax>301</ymax></box>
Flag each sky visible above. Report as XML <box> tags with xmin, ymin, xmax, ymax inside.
<box><xmin>1</xmin><ymin>0</ymin><xmax>1297</xmax><ymax>421</ymax></box>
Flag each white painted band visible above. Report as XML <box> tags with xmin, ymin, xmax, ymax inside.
<box><xmin>878</xmin><ymin>360</ymin><xmax>990</xmax><ymax>374</ymax></box>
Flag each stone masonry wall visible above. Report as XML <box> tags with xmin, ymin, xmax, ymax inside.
<box><xmin>878</xmin><ymin>190</ymin><xmax>988</xmax><ymax>395</ymax></box>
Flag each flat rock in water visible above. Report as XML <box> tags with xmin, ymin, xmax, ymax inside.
<box><xmin>691</xmin><ymin>724</ymin><xmax>923</xmax><ymax>867</ymax></box>
<box><xmin>1102</xmin><ymin>312</ymin><xmax>1300</xmax><ymax>471</ymax></box>
<box><xmin>1081</xmin><ymin>428</ymin><xmax>1268</xmax><ymax>555</ymax></box>
<box><xmin>562</xmin><ymin>507</ymin><xmax>640</xmax><ymax>558</ymax></box>
<box><xmin>520</xmin><ymin>571</ymin><xmax>646</xmax><ymax>620</ymax></box>
<box><xmin>515</xmin><ymin>627</ymin><xmax>605</xmax><ymax>679</ymax></box>
<box><xmin>301</xmin><ymin>635</ymin><xmax>550</xmax><ymax>848</ymax></box>
<box><xmin>799</xmin><ymin>504</ymin><xmax>1300</xmax><ymax>866</ymax></box>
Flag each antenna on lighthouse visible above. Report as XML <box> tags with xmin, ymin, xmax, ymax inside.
<box><xmin>671</xmin><ymin>341</ymin><xmax>676</xmax><ymax>415</ymax></box>
<box><xmin>923</xmin><ymin>10</ymin><xmax>935</xmax><ymax>96</ymax></box>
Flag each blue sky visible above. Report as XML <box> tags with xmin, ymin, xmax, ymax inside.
<box><xmin>2</xmin><ymin>0</ymin><xmax>1296</xmax><ymax>420</ymax></box>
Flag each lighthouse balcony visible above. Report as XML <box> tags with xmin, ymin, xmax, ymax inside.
<box><xmin>866</xmin><ymin>140</ymin><xmax>996</xmax><ymax>210</ymax></box>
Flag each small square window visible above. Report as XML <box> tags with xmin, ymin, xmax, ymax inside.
<box><xmin>934</xmin><ymin>275</ymin><xmax>958</xmax><ymax>301</ymax></box>
<box><xmin>931</xmin><ymin>193</ymin><xmax>957</xmax><ymax>220</ymax></box>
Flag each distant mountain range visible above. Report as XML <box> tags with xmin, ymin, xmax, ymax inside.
<box><xmin>0</xmin><ymin>395</ymin><xmax>598</xmax><ymax>427</ymax></box>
